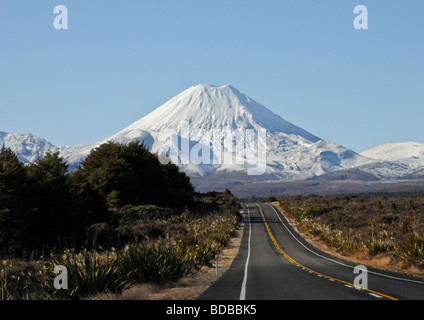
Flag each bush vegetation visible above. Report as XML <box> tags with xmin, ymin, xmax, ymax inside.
<box><xmin>279</xmin><ymin>194</ymin><xmax>424</xmax><ymax>267</ymax></box>
<box><xmin>0</xmin><ymin>141</ymin><xmax>194</xmax><ymax>257</ymax></box>
<box><xmin>0</xmin><ymin>143</ymin><xmax>240</xmax><ymax>300</ymax></box>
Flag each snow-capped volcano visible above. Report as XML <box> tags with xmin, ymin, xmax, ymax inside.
<box><xmin>4</xmin><ymin>84</ymin><xmax>424</xmax><ymax>194</ymax></box>
<box><xmin>56</xmin><ymin>84</ymin><xmax>373</xmax><ymax>179</ymax></box>
<box><xmin>116</xmin><ymin>84</ymin><xmax>320</xmax><ymax>142</ymax></box>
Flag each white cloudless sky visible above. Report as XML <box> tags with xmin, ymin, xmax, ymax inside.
<box><xmin>1</xmin><ymin>1</ymin><xmax>423</xmax><ymax>153</ymax></box>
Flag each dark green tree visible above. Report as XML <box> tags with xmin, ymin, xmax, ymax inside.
<box><xmin>162</xmin><ymin>162</ymin><xmax>194</xmax><ymax>208</ymax></box>
<box><xmin>25</xmin><ymin>151</ymin><xmax>74</xmax><ymax>251</ymax></box>
<box><xmin>75</xmin><ymin>141</ymin><xmax>194</xmax><ymax>209</ymax></box>
<box><xmin>0</xmin><ymin>146</ymin><xmax>29</xmax><ymax>254</ymax></box>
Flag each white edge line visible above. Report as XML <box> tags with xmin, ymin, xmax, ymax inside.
<box><xmin>267</xmin><ymin>203</ymin><xmax>424</xmax><ymax>286</ymax></box>
<box><xmin>239</xmin><ymin>203</ymin><xmax>252</xmax><ymax>300</ymax></box>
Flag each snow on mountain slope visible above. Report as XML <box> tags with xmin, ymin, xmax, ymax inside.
<box><xmin>0</xmin><ymin>131</ymin><xmax>55</xmax><ymax>163</ymax></box>
<box><xmin>359</xmin><ymin>142</ymin><xmax>424</xmax><ymax>180</ymax></box>
<box><xmin>361</xmin><ymin>142</ymin><xmax>424</xmax><ymax>163</ymax></box>
<box><xmin>58</xmin><ymin>84</ymin><xmax>373</xmax><ymax>179</ymax></box>
<box><xmin>115</xmin><ymin>84</ymin><xmax>321</xmax><ymax>142</ymax></box>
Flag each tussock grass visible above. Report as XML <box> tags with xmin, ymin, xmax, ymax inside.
<box><xmin>50</xmin><ymin>249</ymin><xmax>133</xmax><ymax>299</ymax></box>
<box><xmin>117</xmin><ymin>243</ymin><xmax>191</xmax><ymax>285</ymax></box>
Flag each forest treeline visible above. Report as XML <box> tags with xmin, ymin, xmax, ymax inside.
<box><xmin>0</xmin><ymin>141</ymin><xmax>195</xmax><ymax>257</ymax></box>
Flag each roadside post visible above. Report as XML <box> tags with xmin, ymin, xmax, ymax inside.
<box><xmin>393</xmin><ymin>250</ymin><xmax>396</xmax><ymax>271</ymax></box>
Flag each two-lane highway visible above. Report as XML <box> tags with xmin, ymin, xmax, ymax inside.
<box><xmin>199</xmin><ymin>203</ymin><xmax>424</xmax><ymax>300</ymax></box>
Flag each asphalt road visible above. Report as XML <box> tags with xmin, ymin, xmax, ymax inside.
<box><xmin>198</xmin><ymin>203</ymin><xmax>424</xmax><ymax>300</ymax></box>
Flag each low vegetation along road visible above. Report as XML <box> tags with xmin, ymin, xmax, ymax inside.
<box><xmin>199</xmin><ymin>203</ymin><xmax>424</xmax><ymax>300</ymax></box>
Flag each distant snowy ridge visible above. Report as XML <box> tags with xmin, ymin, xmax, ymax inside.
<box><xmin>361</xmin><ymin>142</ymin><xmax>424</xmax><ymax>163</ymax></box>
<box><xmin>0</xmin><ymin>131</ymin><xmax>56</xmax><ymax>163</ymax></box>
<box><xmin>359</xmin><ymin>142</ymin><xmax>424</xmax><ymax>180</ymax></box>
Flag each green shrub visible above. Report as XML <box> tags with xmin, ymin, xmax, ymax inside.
<box><xmin>1</xmin><ymin>260</ymin><xmax>48</xmax><ymax>300</ymax></box>
<box><xmin>117</xmin><ymin>243</ymin><xmax>192</xmax><ymax>284</ymax></box>
<box><xmin>332</xmin><ymin>237</ymin><xmax>361</xmax><ymax>253</ymax></box>
<box><xmin>51</xmin><ymin>249</ymin><xmax>133</xmax><ymax>299</ymax></box>
<box><xmin>182</xmin><ymin>240</ymin><xmax>220</xmax><ymax>270</ymax></box>
<box><xmin>397</xmin><ymin>235</ymin><xmax>424</xmax><ymax>262</ymax></box>
<box><xmin>368</xmin><ymin>240</ymin><xmax>394</xmax><ymax>256</ymax></box>
<box><xmin>301</xmin><ymin>207</ymin><xmax>328</xmax><ymax>220</ymax></box>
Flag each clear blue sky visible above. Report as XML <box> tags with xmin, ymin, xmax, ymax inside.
<box><xmin>1</xmin><ymin>1</ymin><xmax>423</xmax><ymax>153</ymax></box>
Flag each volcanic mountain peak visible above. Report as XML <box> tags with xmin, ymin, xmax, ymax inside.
<box><xmin>115</xmin><ymin>84</ymin><xmax>321</xmax><ymax>143</ymax></box>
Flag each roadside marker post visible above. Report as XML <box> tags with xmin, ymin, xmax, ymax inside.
<box><xmin>393</xmin><ymin>250</ymin><xmax>396</xmax><ymax>272</ymax></box>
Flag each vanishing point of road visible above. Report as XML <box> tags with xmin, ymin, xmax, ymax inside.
<box><xmin>198</xmin><ymin>203</ymin><xmax>424</xmax><ymax>300</ymax></box>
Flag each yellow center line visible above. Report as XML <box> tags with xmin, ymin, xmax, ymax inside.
<box><xmin>255</xmin><ymin>203</ymin><xmax>398</xmax><ymax>300</ymax></box>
